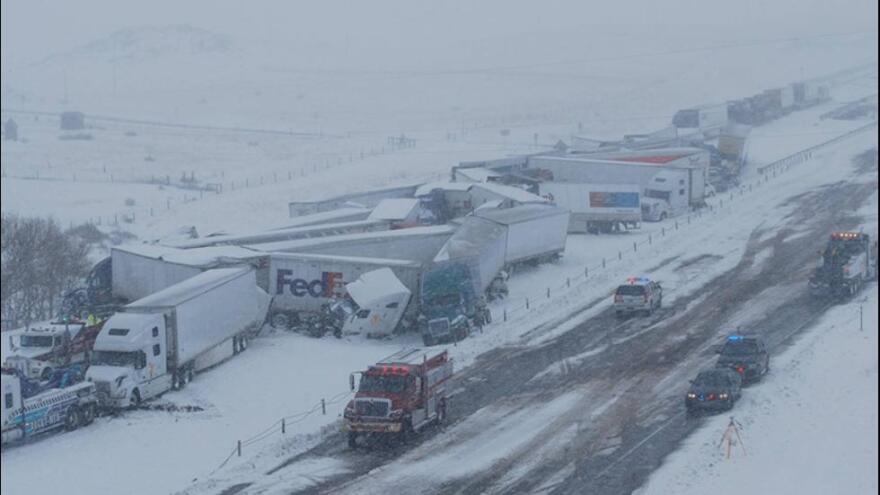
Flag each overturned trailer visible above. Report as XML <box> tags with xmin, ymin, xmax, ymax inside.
<box><xmin>473</xmin><ymin>205</ymin><xmax>569</xmax><ymax>267</ymax></box>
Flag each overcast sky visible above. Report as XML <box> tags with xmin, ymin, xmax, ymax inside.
<box><xmin>2</xmin><ymin>0</ymin><xmax>877</xmax><ymax>68</ymax></box>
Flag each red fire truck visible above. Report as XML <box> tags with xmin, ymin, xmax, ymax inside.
<box><xmin>344</xmin><ymin>348</ymin><xmax>453</xmax><ymax>447</ymax></box>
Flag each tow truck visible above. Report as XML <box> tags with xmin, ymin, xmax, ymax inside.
<box><xmin>2</xmin><ymin>365</ymin><xmax>98</xmax><ymax>444</ymax></box>
<box><xmin>5</xmin><ymin>319</ymin><xmax>104</xmax><ymax>380</ymax></box>
<box><xmin>809</xmin><ymin>232</ymin><xmax>877</xmax><ymax>300</ymax></box>
<box><xmin>344</xmin><ymin>348</ymin><xmax>453</xmax><ymax>447</ymax></box>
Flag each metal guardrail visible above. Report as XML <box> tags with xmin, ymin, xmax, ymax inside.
<box><xmin>756</xmin><ymin>121</ymin><xmax>878</xmax><ymax>175</ymax></box>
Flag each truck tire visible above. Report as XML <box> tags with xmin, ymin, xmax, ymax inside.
<box><xmin>64</xmin><ymin>407</ymin><xmax>81</xmax><ymax>431</ymax></box>
<box><xmin>41</xmin><ymin>367</ymin><xmax>54</xmax><ymax>381</ymax></box>
<box><xmin>422</xmin><ymin>334</ymin><xmax>435</xmax><ymax>347</ymax></box>
<box><xmin>436</xmin><ymin>399</ymin><xmax>447</xmax><ymax>425</ymax></box>
<box><xmin>348</xmin><ymin>431</ymin><xmax>358</xmax><ymax>449</ymax></box>
<box><xmin>129</xmin><ymin>389</ymin><xmax>141</xmax><ymax>408</ymax></box>
<box><xmin>270</xmin><ymin>312</ymin><xmax>291</xmax><ymax>330</ymax></box>
<box><xmin>81</xmin><ymin>403</ymin><xmax>97</xmax><ymax>425</ymax></box>
<box><xmin>240</xmin><ymin>334</ymin><xmax>248</xmax><ymax>351</ymax></box>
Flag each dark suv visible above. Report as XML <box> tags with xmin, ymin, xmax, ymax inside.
<box><xmin>685</xmin><ymin>368</ymin><xmax>743</xmax><ymax>413</ymax></box>
<box><xmin>715</xmin><ymin>334</ymin><xmax>770</xmax><ymax>383</ymax></box>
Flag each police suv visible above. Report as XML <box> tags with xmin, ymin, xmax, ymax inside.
<box><xmin>613</xmin><ymin>277</ymin><xmax>663</xmax><ymax>318</ymax></box>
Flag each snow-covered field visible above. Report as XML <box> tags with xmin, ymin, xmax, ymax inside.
<box><xmin>1</xmin><ymin>15</ymin><xmax>878</xmax><ymax>495</ymax></box>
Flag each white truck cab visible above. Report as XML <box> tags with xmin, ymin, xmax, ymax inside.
<box><xmin>342</xmin><ymin>268</ymin><xmax>412</xmax><ymax>338</ymax></box>
<box><xmin>642</xmin><ymin>170</ymin><xmax>690</xmax><ymax>221</ymax></box>
<box><xmin>87</xmin><ymin>312</ymin><xmax>169</xmax><ymax>408</ymax></box>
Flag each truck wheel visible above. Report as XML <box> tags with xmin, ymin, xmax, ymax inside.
<box><xmin>41</xmin><ymin>367</ymin><xmax>54</xmax><ymax>381</ymax></box>
<box><xmin>270</xmin><ymin>313</ymin><xmax>290</xmax><ymax>330</ymax></box>
<box><xmin>64</xmin><ymin>407</ymin><xmax>81</xmax><ymax>431</ymax></box>
<box><xmin>422</xmin><ymin>334</ymin><xmax>435</xmax><ymax>347</ymax></box>
<box><xmin>348</xmin><ymin>431</ymin><xmax>358</xmax><ymax>449</ymax></box>
<box><xmin>129</xmin><ymin>389</ymin><xmax>142</xmax><ymax>408</ymax></box>
<box><xmin>660</xmin><ymin>212</ymin><xmax>667</xmax><ymax>221</ymax></box>
<box><xmin>436</xmin><ymin>399</ymin><xmax>447</xmax><ymax>425</ymax></box>
<box><xmin>240</xmin><ymin>334</ymin><xmax>248</xmax><ymax>351</ymax></box>
<box><xmin>81</xmin><ymin>403</ymin><xmax>97</xmax><ymax>425</ymax></box>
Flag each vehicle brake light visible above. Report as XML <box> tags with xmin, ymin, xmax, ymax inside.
<box><xmin>736</xmin><ymin>366</ymin><xmax>745</xmax><ymax>374</ymax></box>
<box><xmin>708</xmin><ymin>393</ymin><xmax>715</xmax><ymax>400</ymax></box>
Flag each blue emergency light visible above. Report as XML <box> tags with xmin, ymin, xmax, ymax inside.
<box><xmin>727</xmin><ymin>335</ymin><xmax>744</xmax><ymax>342</ymax></box>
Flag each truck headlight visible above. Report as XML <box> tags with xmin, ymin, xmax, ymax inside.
<box><xmin>115</xmin><ymin>376</ymin><xmax>127</xmax><ymax>388</ymax></box>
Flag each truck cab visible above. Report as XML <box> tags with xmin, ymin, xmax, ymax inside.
<box><xmin>4</xmin><ymin>320</ymin><xmax>96</xmax><ymax>380</ymax></box>
<box><xmin>809</xmin><ymin>232</ymin><xmax>877</xmax><ymax>299</ymax></box>
<box><xmin>86</xmin><ymin>312</ymin><xmax>170</xmax><ymax>408</ymax></box>
<box><xmin>642</xmin><ymin>170</ymin><xmax>689</xmax><ymax>221</ymax></box>
<box><xmin>420</xmin><ymin>263</ymin><xmax>476</xmax><ymax>346</ymax></box>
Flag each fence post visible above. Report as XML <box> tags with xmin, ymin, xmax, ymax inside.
<box><xmin>618</xmin><ymin>251</ymin><xmax>622</xmax><ymax>260</ymax></box>
<box><xmin>288</xmin><ymin>171</ymin><xmax>292</xmax><ymax>180</ymax></box>
<box><xmin>546</xmin><ymin>287</ymin><xmax>551</xmax><ymax>298</ymax></box>
<box><xmin>661</xmin><ymin>227</ymin><xmax>665</xmax><ymax>237</ymax></box>
<box><xmin>274</xmin><ymin>172</ymin><xmax>277</xmax><ymax>183</ymax></box>
<box><xmin>584</xmin><ymin>267</ymin><xmax>589</xmax><ymax>278</ymax></box>
<box><xmin>246</xmin><ymin>178</ymin><xmax>249</xmax><ymax>187</ymax></box>
<box><xmin>602</xmin><ymin>258</ymin><xmax>606</xmax><ymax>268</ymax></box>
<box><xmin>503</xmin><ymin>308</ymin><xmax>507</xmax><ymax>322</ymax></box>
<box><xmin>675</xmin><ymin>220</ymin><xmax>678</xmax><ymax>230</ymax></box>
<box><xmin>321</xmin><ymin>399</ymin><xmax>326</xmax><ymax>415</ymax></box>
<box><xmin>237</xmin><ymin>440</ymin><xmax>241</xmax><ymax>457</ymax></box>
<box><xmin>648</xmin><ymin>234</ymin><xmax>652</xmax><ymax>245</ymax></box>
<box><xmin>526</xmin><ymin>298</ymin><xmax>530</xmax><ymax>309</ymax></box>
<box><xmin>567</xmin><ymin>277</ymin><xmax>571</xmax><ymax>288</ymax></box>
<box><xmin>860</xmin><ymin>305</ymin><xmax>864</xmax><ymax>331</ymax></box>
<box><xmin>633</xmin><ymin>242</ymin><xmax>637</xmax><ymax>252</ymax></box>
<box><xmin>719</xmin><ymin>199</ymin><xmax>723</xmax><ymax>208</ymax></box>
<box><xmin>150</xmin><ymin>208</ymin><xmax>154</xmax><ymax>216</ymax></box>
<box><xmin>167</xmin><ymin>199</ymin><xmax>171</xmax><ymax>210</ymax></box>
<box><xmin>282</xmin><ymin>418</ymin><xmax>286</xmax><ymax>434</ymax></box>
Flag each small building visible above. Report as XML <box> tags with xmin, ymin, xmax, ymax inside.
<box><xmin>4</xmin><ymin>118</ymin><xmax>18</xmax><ymax>141</ymax></box>
<box><xmin>60</xmin><ymin>111</ymin><xmax>85</xmax><ymax>130</ymax></box>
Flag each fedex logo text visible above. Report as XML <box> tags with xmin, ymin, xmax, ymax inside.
<box><xmin>276</xmin><ymin>270</ymin><xmax>343</xmax><ymax>298</ymax></box>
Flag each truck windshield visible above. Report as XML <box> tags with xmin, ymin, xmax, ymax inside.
<box><xmin>427</xmin><ymin>293</ymin><xmax>460</xmax><ymax>308</ymax></box>
<box><xmin>91</xmin><ymin>350</ymin><xmax>140</xmax><ymax>367</ymax></box>
<box><xmin>359</xmin><ymin>374</ymin><xmax>407</xmax><ymax>393</ymax></box>
<box><xmin>645</xmin><ymin>189</ymin><xmax>671</xmax><ymax>201</ymax></box>
<box><xmin>19</xmin><ymin>335</ymin><xmax>54</xmax><ymax>347</ymax></box>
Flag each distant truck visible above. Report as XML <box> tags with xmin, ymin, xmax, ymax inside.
<box><xmin>809</xmin><ymin>232</ymin><xmax>877</xmax><ymax>300</ymax></box>
<box><xmin>539</xmin><ymin>182</ymin><xmax>641</xmax><ymax>233</ymax></box>
<box><xmin>344</xmin><ymin>348</ymin><xmax>453</xmax><ymax>447</ymax></box>
<box><xmin>2</xmin><ymin>365</ymin><xmax>98</xmax><ymax>444</ymax></box>
<box><xmin>672</xmin><ymin>103</ymin><xmax>728</xmax><ymax>137</ymax></box>
<box><xmin>86</xmin><ymin>267</ymin><xmax>268</xmax><ymax>408</ymax></box>
<box><xmin>792</xmin><ymin>81</ymin><xmax>830</xmax><ymax>109</ymax></box>
<box><xmin>5</xmin><ymin>319</ymin><xmax>104</xmax><ymax>380</ymax></box>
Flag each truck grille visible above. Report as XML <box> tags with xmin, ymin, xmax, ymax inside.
<box><xmin>354</xmin><ymin>399</ymin><xmax>390</xmax><ymax>418</ymax></box>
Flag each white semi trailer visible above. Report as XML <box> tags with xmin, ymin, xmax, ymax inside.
<box><xmin>87</xmin><ymin>267</ymin><xmax>268</xmax><ymax>408</ymax></box>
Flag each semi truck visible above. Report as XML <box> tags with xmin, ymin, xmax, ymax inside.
<box><xmin>419</xmin><ymin>261</ymin><xmax>479</xmax><ymax>346</ymax></box>
<box><xmin>671</xmin><ymin>103</ymin><xmax>728</xmax><ymax>137</ymax></box>
<box><xmin>5</xmin><ymin>319</ymin><xmax>104</xmax><ymax>380</ymax></box>
<box><xmin>344</xmin><ymin>348</ymin><xmax>453</xmax><ymax>447</ymax></box>
<box><xmin>538</xmin><ymin>182</ymin><xmax>641</xmax><ymax>233</ymax></box>
<box><xmin>809</xmin><ymin>232</ymin><xmax>877</xmax><ymax>300</ymax></box>
<box><xmin>86</xmin><ymin>267</ymin><xmax>269</xmax><ymax>408</ymax></box>
<box><xmin>340</xmin><ymin>268</ymin><xmax>413</xmax><ymax>338</ymax></box>
<box><xmin>2</xmin><ymin>365</ymin><xmax>98</xmax><ymax>444</ymax></box>
<box><xmin>261</xmin><ymin>253</ymin><xmax>423</xmax><ymax>330</ymax></box>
